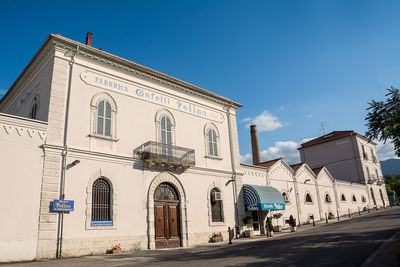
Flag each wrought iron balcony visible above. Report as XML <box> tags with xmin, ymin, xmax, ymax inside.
<box><xmin>377</xmin><ymin>177</ymin><xmax>384</xmax><ymax>185</ymax></box>
<box><xmin>134</xmin><ymin>141</ymin><xmax>195</xmax><ymax>171</ymax></box>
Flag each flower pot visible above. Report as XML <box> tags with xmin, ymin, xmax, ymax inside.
<box><xmin>244</xmin><ymin>230</ymin><xmax>254</xmax><ymax>237</ymax></box>
<box><xmin>291</xmin><ymin>226</ymin><xmax>297</xmax><ymax>232</ymax></box>
<box><xmin>211</xmin><ymin>236</ymin><xmax>223</xmax><ymax>242</ymax></box>
<box><xmin>112</xmin><ymin>248</ymin><xmax>122</xmax><ymax>253</ymax></box>
<box><xmin>274</xmin><ymin>225</ymin><xmax>283</xmax><ymax>232</ymax></box>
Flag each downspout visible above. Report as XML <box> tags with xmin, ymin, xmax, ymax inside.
<box><xmin>225</xmin><ymin>103</ymin><xmax>240</xmax><ymax>233</ymax></box>
<box><xmin>56</xmin><ymin>46</ymin><xmax>77</xmax><ymax>259</ymax></box>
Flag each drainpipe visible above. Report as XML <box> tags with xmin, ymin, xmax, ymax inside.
<box><xmin>56</xmin><ymin>46</ymin><xmax>77</xmax><ymax>259</ymax></box>
<box><xmin>225</xmin><ymin>103</ymin><xmax>240</xmax><ymax>234</ymax></box>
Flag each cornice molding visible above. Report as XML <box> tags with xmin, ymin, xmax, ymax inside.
<box><xmin>50</xmin><ymin>34</ymin><xmax>242</xmax><ymax>109</ymax></box>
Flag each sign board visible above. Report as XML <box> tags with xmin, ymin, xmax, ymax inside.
<box><xmin>53</xmin><ymin>200</ymin><xmax>74</xmax><ymax>212</ymax></box>
<box><xmin>91</xmin><ymin>221</ymin><xmax>113</xmax><ymax>226</ymax></box>
<box><xmin>245</xmin><ymin>202</ymin><xmax>285</xmax><ymax>211</ymax></box>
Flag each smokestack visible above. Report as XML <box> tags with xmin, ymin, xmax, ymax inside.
<box><xmin>86</xmin><ymin>32</ymin><xmax>92</xmax><ymax>46</ymax></box>
<box><xmin>250</xmin><ymin>125</ymin><xmax>261</xmax><ymax>164</ymax></box>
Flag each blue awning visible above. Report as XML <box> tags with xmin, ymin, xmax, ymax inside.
<box><xmin>243</xmin><ymin>184</ymin><xmax>285</xmax><ymax>211</ymax></box>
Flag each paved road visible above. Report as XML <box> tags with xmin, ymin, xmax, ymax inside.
<box><xmin>6</xmin><ymin>208</ymin><xmax>400</xmax><ymax>267</ymax></box>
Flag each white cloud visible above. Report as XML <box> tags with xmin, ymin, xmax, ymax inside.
<box><xmin>240</xmin><ymin>137</ymin><xmax>316</xmax><ymax>165</ymax></box>
<box><xmin>306</xmin><ymin>114</ymin><xmax>313</xmax><ymax>118</ymax></box>
<box><xmin>243</xmin><ymin>110</ymin><xmax>283</xmax><ymax>132</ymax></box>
<box><xmin>375</xmin><ymin>140</ymin><xmax>399</xmax><ymax>161</ymax></box>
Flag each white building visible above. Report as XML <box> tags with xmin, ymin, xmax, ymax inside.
<box><xmin>0</xmin><ymin>33</ymin><xmax>390</xmax><ymax>262</ymax></box>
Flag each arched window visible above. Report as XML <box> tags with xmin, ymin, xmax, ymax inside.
<box><xmin>352</xmin><ymin>195</ymin><xmax>357</xmax><ymax>202</ymax></box>
<box><xmin>91</xmin><ymin>178</ymin><xmax>112</xmax><ymax>222</ymax></box>
<box><xmin>96</xmin><ymin>99</ymin><xmax>113</xmax><ymax>137</ymax></box>
<box><xmin>325</xmin><ymin>194</ymin><xmax>332</xmax><ymax>203</ymax></box>
<box><xmin>341</xmin><ymin>194</ymin><xmax>346</xmax><ymax>202</ymax></box>
<box><xmin>29</xmin><ymin>96</ymin><xmax>38</xmax><ymax>119</ymax></box>
<box><xmin>210</xmin><ymin>188</ymin><xmax>223</xmax><ymax>222</ymax></box>
<box><xmin>160</xmin><ymin>115</ymin><xmax>173</xmax><ymax>156</ymax></box>
<box><xmin>207</xmin><ymin>128</ymin><xmax>219</xmax><ymax>157</ymax></box>
<box><xmin>154</xmin><ymin>183</ymin><xmax>179</xmax><ymax>201</ymax></box>
<box><xmin>362</xmin><ymin>195</ymin><xmax>367</xmax><ymax>202</ymax></box>
<box><xmin>305</xmin><ymin>193</ymin><xmax>313</xmax><ymax>203</ymax></box>
<box><xmin>282</xmin><ymin>192</ymin><xmax>290</xmax><ymax>203</ymax></box>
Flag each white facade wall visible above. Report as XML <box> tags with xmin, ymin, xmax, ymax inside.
<box><xmin>0</xmin><ymin>114</ymin><xmax>47</xmax><ymax>262</ymax></box>
<box><xmin>315</xmin><ymin>169</ymin><xmax>338</xmax><ymax>219</ymax></box>
<box><xmin>335</xmin><ymin>181</ymin><xmax>369</xmax><ymax>216</ymax></box>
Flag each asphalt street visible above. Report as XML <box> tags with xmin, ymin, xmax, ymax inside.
<box><xmin>5</xmin><ymin>207</ymin><xmax>400</xmax><ymax>267</ymax></box>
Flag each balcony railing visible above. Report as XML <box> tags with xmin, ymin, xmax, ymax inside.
<box><xmin>367</xmin><ymin>174</ymin><xmax>377</xmax><ymax>184</ymax></box>
<box><xmin>134</xmin><ymin>141</ymin><xmax>195</xmax><ymax>171</ymax></box>
<box><xmin>377</xmin><ymin>176</ymin><xmax>384</xmax><ymax>185</ymax></box>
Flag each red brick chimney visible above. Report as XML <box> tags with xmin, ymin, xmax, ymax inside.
<box><xmin>250</xmin><ymin>125</ymin><xmax>261</xmax><ymax>164</ymax></box>
<box><xmin>86</xmin><ymin>32</ymin><xmax>92</xmax><ymax>46</ymax></box>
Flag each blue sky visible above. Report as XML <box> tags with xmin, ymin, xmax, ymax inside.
<box><xmin>0</xmin><ymin>0</ymin><xmax>399</xmax><ymax>163</ymax></box>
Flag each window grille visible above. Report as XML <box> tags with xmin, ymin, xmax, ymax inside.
<box><xmin>305</xmin><ymin>193</ymin><xmax>312</xmax><ymax>203</ymax></box>
<box><xmin>154</xmin><ymin>183</ymin><xmax>178</xmax><ymax>200</ymax></box>
<box><xmin>29</xmin><ymin>97</ymin><xmax>38</xmax><ymax>119</ymax></box>
<box><xmin>210</xmin><ymin>188</ymin><xmax>223</xmax><ymax>222</ymax></box>
<box><xmin>207</xmin><ymin>128</ymin><xmax>219</xmax><ymax>157</ymax></box>
<box><xmin>96</xmin><ymin>99</ymin><xmax>112</xmax><ymax>137</ymax></box>
<box><xmin>92</xmin><ymin>178</ymin><xmax>111</xmax><ymax>221</ymax></box>
<box><xmin>362</xmin><ymin>195</ymin><xmax>367</xmax><ymax>202</ymax></box>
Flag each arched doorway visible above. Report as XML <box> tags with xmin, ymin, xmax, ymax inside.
<box><xmin>370</xmin><ymin>188</ymin><xmax>377</xmax><ymax>206</ymax></box>
<box><xmin>379</xmin><ymin>189</ymin><xmax>385</xmax><ymax>207</ymax></box>
<box><xmin>154</xmin><ymin>183</ymin><xmax>181</xmax><ymax>248</ymax></box>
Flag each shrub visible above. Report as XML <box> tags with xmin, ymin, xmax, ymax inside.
<box><xmin>289</xmin><ymin>215</ymin><xmax>296</xmax><ymax>227</ymax></box>
<box><xmin>243</xmin><ymin>216</ymin><xmax>253</xmax><ymax>225</ymax></box>
<box><xmin>266</xmin><ymin>217</ymin><xmax>274</xmax><ymax>231</ymax></box>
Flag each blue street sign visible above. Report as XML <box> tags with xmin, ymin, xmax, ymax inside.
<box><xmin>53</xmin><ymin>200</ymin><xmax>74</xmax><ymax>212</ymax></box>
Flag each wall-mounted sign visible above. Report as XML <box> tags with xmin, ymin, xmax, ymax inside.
<box><xmin>80</xmin><ymin>71</ymin><xmax>224</xmax><ymax>123</ymax></box>
<box><xmin>53</xmin><ymin>200</ymin><xmax>74</xmax><ymax>212</ymax></box>
<box><xmin>91</xmin><ymin>221</ymin><xmax>113</xmax><ymax>226</ymax></box>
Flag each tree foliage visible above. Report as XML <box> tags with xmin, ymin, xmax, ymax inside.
<box><xmin>385</xmin><ymin>174</ymin><xmax>400</xmax><ymax>196</ymax></box>
<box><xmin>365</xmin><ymin>87</ymin><xmax>400</xmax><ymax>157</ymax></box>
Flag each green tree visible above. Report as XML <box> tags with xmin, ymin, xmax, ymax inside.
<box><xmin>365</xmin><ymin>87</ymin><xmax>400</xmax><ymax>157</ymax></box>
<box><xmin>385</xmin><ymin>174</ymin><xmax>400</xmax><ymax>196</ymax></box>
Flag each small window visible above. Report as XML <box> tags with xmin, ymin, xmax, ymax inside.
<box><xmin>282</xmin><ymin>192</ymin><xmax>290</xmax><ymax>203</ymax></box>
<box><xmin>362</xmin><ymin>195</ymin><xmax>367</xmax><ymax>202</ymax></box>
<box><xmin>210</xmin><ymin>188</ymin><xmax>223</xmax><ymax>222</ymax></box>
<box><xmin>160</xmin><ymin>115</ymin><xmax>173</xmax><ymax>145</ymax></box>
<box><xmin>341</xmin><ymin>194</ymin><xmax>346</xmax><ymax>202</ymax></box>
<box><xmin>29</xmin><ymin>96</ymin><xmax>38</xmax><ymax>119</ymax></box>
<box><xmin>352</xmin><ymin>195</ymin><xmax>357</xmax><ymax>202</ymax></box>
<box><xmin>305</xmin><ymin>193</ymin><xmax>313</xmax><ymax>203</ymax></box>
<box><xmin>96</xmin><ymin>99</ymin><xmax>113</xmax><ymax>137</ymax></box>
<box><xmin>91</xmin><ymin>178</ymin><xmax>112</xmax><ymax>223</ymax></box>
<box><xmin>325</xmin><ymin>194</ymin><xmax>332</xmax><ymax>203</ymax></box>
<box><xmin>207</xmin><ymin>128</ymin><xmax>219</xmax><ymax>157</ymax></box>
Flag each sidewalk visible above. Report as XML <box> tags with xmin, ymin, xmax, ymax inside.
<box><xmin>197</xmin><ymin>206</ymin><xmax>400</xmax><ymax>247</ymax></box>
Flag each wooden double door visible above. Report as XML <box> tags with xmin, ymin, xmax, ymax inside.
<box><xmin>154</xmin><ymin>200</ymin><xmax>181</xmax><ymax>248</ymax></box>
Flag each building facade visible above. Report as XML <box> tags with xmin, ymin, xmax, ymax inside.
<box><xmin>0</xmin><ymin>34</ymin><xmax>390</xmax><ymax>262</ymax></box>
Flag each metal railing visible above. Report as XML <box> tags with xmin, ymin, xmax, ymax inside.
<box><xmin>134</xmin><ymin>141</ymin><xmax>195</xmax><ymax>166</ymax></box>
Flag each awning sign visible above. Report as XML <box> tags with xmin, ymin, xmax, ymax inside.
<box><xmin>245</xmin><ymin>202</ymin><xmax>285</xmax><ymax>211</ymax></box>
<box><xmin>53</xmin><ymin>200</ymin><xmax>74</xmax><ymax>212</ymax></box>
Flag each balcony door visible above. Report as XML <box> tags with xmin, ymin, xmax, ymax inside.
<box><xmin>160</xmin><ymin>115</ymin><xmax>173</xmax><ymax>159</ymax></box>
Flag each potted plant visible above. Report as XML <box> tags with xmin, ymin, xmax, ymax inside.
<box><xmin>243</xmin><ymin>216</ymin><xmax>254</xmax><ymax>237</ymax></box>
<box><xmin>210</xmin><ymin>232</ymin><xmax>223</xmax><ymax>242</ymax></box>
<box><xmin>289</xmin><ymin>215</ymin><xmax>297</xmax><ymax>232</ymax></box>
<box><xmin>106</xmin><ymin>243</ymin><xmax>122</xmax><ymax>254</ymax></box>
<box><xmin>266</xmin><ymin>217</ymin><xmax>274</xmax><ymax>237</ymax></box>
<box><xmin>272</xmin><ymin>213</ymin><xmax>283</xmax><ymax>232</ymax></box>
<box><xmin>328</xmin><ymin>212</ymin><xmax>335</xmax><ymax>219</ymax></box>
